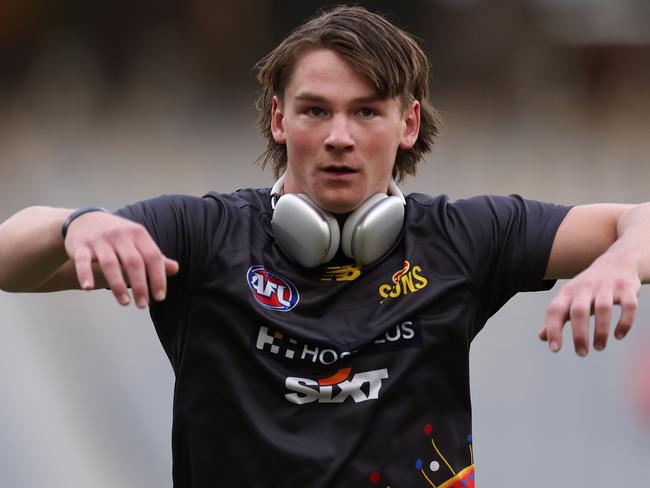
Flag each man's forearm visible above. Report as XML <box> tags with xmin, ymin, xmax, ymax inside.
<box><xmin>0</xmin><ymin>206</ymin><xmax>73</xmax><ymax>292</ymax></box>
<box><xmin>614</xmin><ymin>202</ymin><xmax>650</xmax><ymax>284</ymax></box>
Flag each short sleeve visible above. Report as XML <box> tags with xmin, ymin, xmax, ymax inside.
<box><xmin>115</xmin><ymin>194</ymin><xmax>226</xmax><ymax>289</ymax></box>
<box><xmin>114</xmin><ymin>195</ymin><xmax>227</xmax><ymax>364</ymax></box>
<box><xmin>442</xmin><ymin>195</ymin><xmax>572</xmax><ymax>325</ymax></box>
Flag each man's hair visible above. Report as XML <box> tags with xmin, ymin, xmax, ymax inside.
<box><xmin>255</xmin><ymin>5</ymin><xmax>442</xmax><ymax>183</ymax></box>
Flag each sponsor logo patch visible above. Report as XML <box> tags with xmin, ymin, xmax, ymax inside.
<box><xmin>320</xmin><ymin>264</ymin><xmax>362</xmax><ymax>282</ymax></box>
<box><xmin>285</xmin><ymin>367</ymin><xmax>389</xmax><ymax>404</ymax></box>
<box><xmin>378</xmin><ymin>260</ymin><xmax>428</xmax><ymax>304</ymax></box>
<box><xmin>247</xmin><ymin>266</ymin><xmax>299</xmax><ymax>312</ymax></box>
<box><xmin>254</xmin><ymin>321</ymin><xmax>421</xmax><ymax>365</ymax></box>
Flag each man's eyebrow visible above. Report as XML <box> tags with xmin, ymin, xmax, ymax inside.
<box><xmin>294</xmin><ymin>92</ymin><xmax>385</xmax><ymax>104</ymax></box>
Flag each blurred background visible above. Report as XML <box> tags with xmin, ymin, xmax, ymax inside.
<box><xmin>1</xmin><ymin>0</ymin><xmax>649</xmax><ymax>486</ymax></box>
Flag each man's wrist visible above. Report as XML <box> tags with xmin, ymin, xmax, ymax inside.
<box><xmin>61</xmin><ymin>207</ymin><xmax>109</xmax><ymax>239</ymax></box>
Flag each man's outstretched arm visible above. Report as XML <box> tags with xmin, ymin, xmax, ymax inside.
<box><xmin>0</xmin><ymin>206</ymin><xmax>178</xmax><ymax>307</ymax></box>
<box><xmin>541</xmin><ymin>202</ymin><xmax>650</xmax><ymax>355</ymax></box>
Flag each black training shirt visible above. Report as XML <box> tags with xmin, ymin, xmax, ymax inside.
<box><xmin>116</xmin><ymin>189</ymin><xmax>570</xmax><ymax>488</ymax></box>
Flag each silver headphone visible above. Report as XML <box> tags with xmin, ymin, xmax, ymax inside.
<box><xmin>270</xmin><ymin>173</ymin><xmax>406</xmax><ymax>268</ymax></box>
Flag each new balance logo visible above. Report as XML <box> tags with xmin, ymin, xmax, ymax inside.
<box><xmin>320</xmin><ymin>264</ymin><xmax>362</xmax><ymax>282</ymax></box>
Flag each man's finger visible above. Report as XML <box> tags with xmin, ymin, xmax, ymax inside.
<box><xmin>569</xmin><ymin>294</ymin><xmax>592</xmax><ymax>356</ymax></box>
<box><xmin>115</xmin><ymin>242</ymin><xmax>149</xmax><ymax>308</ymax></box>
<box><xmin>592</xmin><ymin>290</ymin><xmax>613</xmax><ymax>351</ymax></box>
<box><xmin>543</xmin><ymin>296</ymin><xmax>570</xmax><ymax>352</ymax></box>
<box><xmin>165</xmin><ymin>257</ymin><xmax>179</xmax><ymax>276</ymax></box>
<box><xmin>134</xmin><ymin>239</ymin><xmax>166</xmax><ymax>302</ymax></box>
<box><xmin>538</xmin><ymin>327</ymin><xmax>548</xmax><ymax>342</ymax></box>
<box><xmin>73</xmin><ymin>246</ymin><xmax>95</xmax><ymax>290</ymax></box>
<box><xmin>614</xmin><ymin>291</ymin><xmax>638</xmax><ymax>340</ymax></box>
<box><xmin>94</xmin><ymin>242</ymin><xmax>130</xmax><ymax>306</ymax></box>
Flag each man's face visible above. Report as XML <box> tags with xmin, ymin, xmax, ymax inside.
<box><xmin>271</xmin><ymin>49</ymin><xmax>420</xmax><ymax>214</ymax></box>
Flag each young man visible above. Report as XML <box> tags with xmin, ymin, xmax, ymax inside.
<box><xmin>0</xmin><ymin>6</ymin><xmax>648</xmax><ymax>488</ymax></box>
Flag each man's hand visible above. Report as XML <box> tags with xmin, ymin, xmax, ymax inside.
<box><xmin>64</xmin><ymin>212</ymin><xmax>179</xmax><ymax>308</ymax></box>
<box><xmin>539</xmin><ymin>255</ymin><xmax>641</xmax><ymax>356</ymax></box>
<box><xmin>541</xmin><ymin>203</ymin><xmax>650</xmax><ymax>356</ymax></box>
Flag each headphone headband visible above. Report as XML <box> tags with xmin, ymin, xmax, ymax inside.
<box><xmin>271</xmin><ymin>173</ymin><xmax>404</xmax><ymax>208</ymax></box>
<box><xmin>270</xmin><ymin>173</ymin><xmax>286</xmax><ymax>209</ymax></box>
<box><xmin>270</xmin><ymin>173</ymin><xmax>406</xmax><ymax>267</ymax></box>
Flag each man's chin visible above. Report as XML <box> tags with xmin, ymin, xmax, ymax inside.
<box><xmin>316</xmin><ymin>198</ymin><xmax>360</xmax><ymax>216</ymax></box>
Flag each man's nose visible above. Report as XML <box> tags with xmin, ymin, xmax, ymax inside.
<box><xmin>324</xmin><ymin>115</ymin><xmax>354</xmax><ymax>152</ymax></box>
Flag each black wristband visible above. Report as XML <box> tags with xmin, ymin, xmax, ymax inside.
<box><xmin>61</xmin><ymin>207</ymin><xmax>109</xmax><ymax>239</ymax></box>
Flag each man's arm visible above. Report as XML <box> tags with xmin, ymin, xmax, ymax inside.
<box><xmin>540</xmin><ymin>203</ymin><xmax>650</xmax><ymax>355</ymax></box>
<box><xmin>0</xmin><ymin>206</ymin><xmax>178</xmax><ymax>307</ymax></box>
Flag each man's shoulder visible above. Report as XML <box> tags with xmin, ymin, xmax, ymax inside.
<box><xmin>116</xmin><ymin>188</ymin><xmax>272</xmax><ymax>227</ymax></box>
<box><xmin>202</xmin><ymin>187</ymin><xmax>271</xmax><ymax>213</ymax></box>
<box><xmin>406</xmin><ymin>192</ymin><xmax>559</xmax><ymax>213</ymax></box>
<box><xmin>405</xmin><ymin>192</ymin><xmax>451</xmax><ymax>210</ymax></box>
<box><xmin>403</xmin><ymin>193</ymin><xmax>568</xmax><ymax>233</ymax></box>
<box><xmin>405</xmin><ymin>192</ymin><xmax>503</xmax><ymax>213</ymax></box>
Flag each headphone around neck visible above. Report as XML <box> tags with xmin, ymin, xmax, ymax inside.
<box><xmin>270</xmin><ymin>173</ymin><xmax>406</xmax><ymax>268</ymax></box>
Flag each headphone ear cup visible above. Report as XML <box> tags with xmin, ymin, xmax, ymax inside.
<box><xmin>341</xmin><ymin>194</ymin><xmax>405</xmax><ymax>265</ymax></box>
<box><xmin>272</xmin><ymin>194</ymin><xmax>340</xmax><ymax>268</ymax></box>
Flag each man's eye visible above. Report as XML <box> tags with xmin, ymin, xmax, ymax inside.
<box><xmin>358</xmin><ymin>108</ymin><xmax>375</xmax><ymax>118</ymax></box>
<box><xmin>307</xmin><ymin>107</ymin><xmax>324</xmax><ymax>116</ymax></box>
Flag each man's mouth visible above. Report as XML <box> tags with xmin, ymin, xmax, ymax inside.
<box><xmin>322</xmin><ymin>165</ymin><xmax>358</xmax><ymax>174</ymax></box>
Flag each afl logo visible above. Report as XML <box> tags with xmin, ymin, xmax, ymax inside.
<box><xmin>247</xmin><ymin>266</ymin><xmax>300</xmax><ymax>312</ymax></box>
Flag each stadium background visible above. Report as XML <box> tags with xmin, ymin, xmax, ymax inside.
<box><xmin>1</xmin><ymin>0</ymin><xmax>649</xmax><ymax>486</ymax></box>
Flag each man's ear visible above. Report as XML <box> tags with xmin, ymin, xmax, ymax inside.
<box><xmin>399</xmin><ymin>100</ymin><xmax>420</xmax><ymax>149</ymax></box>
<box><xmin>271</xmin><ymin>96</ymin><xmax>286</xmax><ymax>144</ymax></box>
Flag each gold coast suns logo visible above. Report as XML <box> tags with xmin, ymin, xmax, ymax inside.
<box><xmin>378</xmin><ymin>260</ymin><xmax>428</xmax><ymax>304</ymax></box>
